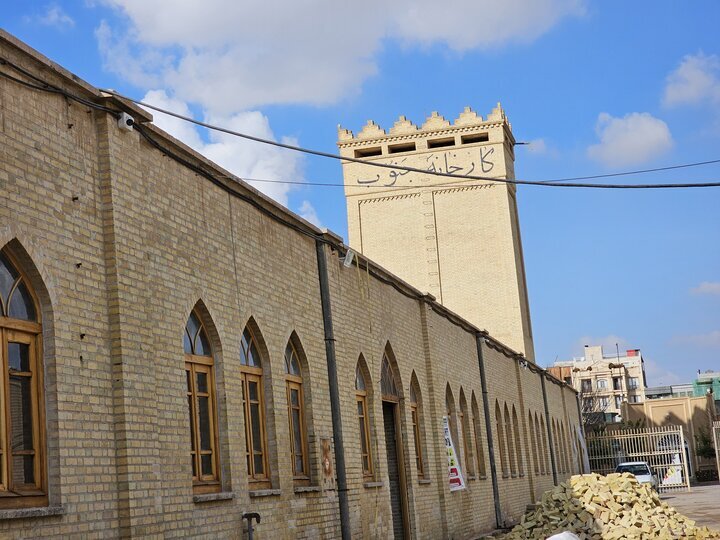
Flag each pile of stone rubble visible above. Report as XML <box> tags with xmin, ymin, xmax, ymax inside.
<box><xmin>500</xmin><ymin>473</ymin><xmax>720</xmax><ymax>539</ymax></box>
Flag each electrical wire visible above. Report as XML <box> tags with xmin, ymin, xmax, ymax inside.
<box><xmin>97</xmin><ymin>88</ymin><xmax>720</xmax><ymax>190</ymax></box>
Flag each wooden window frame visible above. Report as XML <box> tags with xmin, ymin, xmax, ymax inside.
<box><xmin>241</xmin><ymin>366</ymin><xmax>271</xmax><ymax>489</ymax></box>
<box><xmin>356</xmin><ymin>390</ymin><xmax>373</xmax><ymax>479</ymax></box>
<box><xmin>495</xmin><ymin>402</ymin><xmax>508</xmax><ymax>476</ymax></box>
<box><xmin>0</xmin><ymin>250</ymin><xmax>47</xmax><ymax>509</ymax></box>
<box><xmin>472</xmin><ymin>409</ymin><xmax>486</xmax><ymax>478</ymax></box>
<box><xmin>512</xmin><ymin>407</ymin><xmax>524</xmax><ymax>476</ymax></box>
<box><xmin>409</xmin><ymin>401</ymin><xmax>424</xmax><ymax>479</ymax></box>
<box><xmin>459</xmin><ymin>408</ymin><xmax>475</xmax><ymax>477</ymax></box>
<box><xmin>186</xmin><ymin>357</ymin><xmax>221</xmax><ymax>494</ymax></box>
<box><xmin>286</xmin><ymin>375</ymin><xmax>309</xmax><ymax>484</ymax></box>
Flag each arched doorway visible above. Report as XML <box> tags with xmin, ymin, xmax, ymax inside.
<box><xmin>380</xmin><ymin>354</ymin><xmax>409</xmax><ymax>540</ymax></box>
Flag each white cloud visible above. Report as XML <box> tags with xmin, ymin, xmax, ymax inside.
<box><xmin>672</xmin><ymin>330</ymin><xmax>720</xmax><ymax>348</ymax></box>
<box><xmin>298</xmin><ymin>200</ymin><xmax>323</xmax><ymax>228</ymax></box>
<box><xmin>96</xmin><ymin>0</ymin><xmax>585</xmax><ymax>113</ymax></box>
<box><xmin>526</xmin><ymin>138</ymin><xmax>548</xmax><ymax>155</ymax></box>
<box><xmin>644</xmin><ymin>359</ymin><xmax>683</xmax><ymax>386</ymax></box>
<box><xmin>691</xmin><ymin>281</ymin><xmax>720</xmax><ymax>296</ymax></box>
<box><xmin>39</xmin><ymin>5</ymin><xmax>75</xmax><ymax>29</ymax></box>
<box><xmin>663</xmin><ymin>52</ymin><xmax>720</xmax><ymax>108</ymax></box>
<box><xmin>142</xmin><ymin>91</ymin><xmax>304</xmax><ymax>206</ymax></box>
<box><xmin>573</xmin><ymin>335</ymin><xmax>630</xmax><ymax>358</ymax></box>
<box><xmin>587</xmin><ymin>112</ymin><xmax>673</xmax><ymax>168</ymax></box>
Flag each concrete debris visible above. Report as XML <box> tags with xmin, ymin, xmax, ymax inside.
<box><xmin>500</xmin><ymin>473</ymin><xmax>720</xmax><ymax>539</ymax></box>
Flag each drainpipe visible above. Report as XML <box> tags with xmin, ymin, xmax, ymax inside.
<box><xmin>475</xmin><ymin>334</ymin><xmax>502</xmax><ymax>529</ymax></box>
<box><xmin>541</xmin><ymin>373</ymin><xmax>558</xmax><ymax>486</ymax></box>
<box><xmin>315</xmin><ymin>239</ymin><xmax>351</xmax><ymax>540</ymax></box>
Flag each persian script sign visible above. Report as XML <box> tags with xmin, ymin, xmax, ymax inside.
<box><xmin>356</xmin><ymin>146</ymin><xmax>496</xmax><ymax>187</ymax></box>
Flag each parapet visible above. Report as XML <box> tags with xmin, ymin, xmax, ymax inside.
<box><xmin>337</xmin><ymin>104</ymin><xmax>511</xmax><ymax>145</ymax></box>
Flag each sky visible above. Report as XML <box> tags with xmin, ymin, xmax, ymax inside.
<box><xmin>3</xmin><ymin>1</ymin><xmax>719</xmax><ymax>385</ymax></box>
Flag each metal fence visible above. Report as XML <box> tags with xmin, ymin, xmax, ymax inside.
<box><xmin>713</xmin><ymin>420</ymin><xmax>720</xmax><ymax>479</ymax></box>
<box><xmin>585</xmin><ymin>426</ymin><xmax>690</xmax><ymax>492</ymax></box>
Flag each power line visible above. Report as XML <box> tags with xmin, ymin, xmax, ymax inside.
<box><xmin>1</xmin><ymin>55</ymin><xmax>719</xmax><ymax>189</ymax></box>
<box><xmin>98</xmin><ymin>88</ymin><xmax>720</xmax><ymax>190</ymax></box>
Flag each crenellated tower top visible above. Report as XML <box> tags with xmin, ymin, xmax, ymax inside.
<box><xmin>337</xmin><ymin>104</ymin><xmax>511</xmax><ymax>145</ymax></box>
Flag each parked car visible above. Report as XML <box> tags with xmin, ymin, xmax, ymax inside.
<box><xmin>615</xmin><ymin>461</ymin><xmax>658</xmax><ymax>490</ymax></box>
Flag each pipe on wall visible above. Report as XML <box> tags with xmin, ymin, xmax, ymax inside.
<box><xmin>475</xmin><ymin>334</ymin><xmax>503</xmax><ymax>528</ymax></box>
<box><xmin>315</xmin><ymin>240</ymin><xmax>351</xmax><ymax>540</ymax></box>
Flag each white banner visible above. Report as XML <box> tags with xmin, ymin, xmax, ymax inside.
<box><xmin>443</xmin><ymin>416</ymin><xmax>466</xmax><ymax>491</ymax></box>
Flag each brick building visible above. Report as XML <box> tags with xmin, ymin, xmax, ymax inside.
<box><xmin>0</xmin><ymin>31</ymin><xmax>581</xmax><ymax>538</ymax></box>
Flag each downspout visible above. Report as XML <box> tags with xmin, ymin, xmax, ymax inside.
<box><xmin>541</xmin><ymin>374</ymin><xmax>558</xmax><ymax>486</ymax></box>
<box><xmin>475</xmin><ymin>334</ymin><xmax>502</xmax><ymax>529</ymax></box>
<box><xmin>315</xmin><ymin>239</ymin><xmax>351</xmax><ymax>540</ymax></box>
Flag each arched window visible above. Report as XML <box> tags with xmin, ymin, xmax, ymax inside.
<box><xmin>284</xmin><ymin>335</ymin><xmax>309</xmax><ymax>482</ymax></box>
<box><xmin>380</xmin><ymin>355</ymin><xmax>399</xmax><ymax>400</ymax></box>
<box><xmin>512</xmin><ymin>406</ymin><xmax>523</xmax><ymax>476</ymax></box>
<box><xmin>445</xmin><ymin>385</ymin><xmax>460</xmax><ymax>468</ymax></box>
<box><xmin>471</xmin><ymin>393</ymin><xmax>486</xmax><ymax>478</ymax></box>
<box><xmin>459</xmin><ymin>390</ymin><xmax>474</xmax><ymax>477</ymax></box>
<box><xmin>504</xmin><ymin>404</ymin><xmax>516</xmax><ymax>476</ymax></box>
<box><xmin>240</xmin><ymin>325</ymin><xmax>270</xmax><ymax>486</ymax></box>
<box><xmin>409</xmin><ymin>373</ymin><xmax>426</xmax><ymax>479</ymax></box>
<box><xmin>552</xmin><ymin>420</ymin><xmax>562</xmax><ymax>474</ymax></box>
<box><xmin>529</xmin><ymin>411</ymin><xmax>539</xmax><ymax>476</ymax></box>
<box><xmin>355</xmin><ymin>358</ymin><xmax>373</xmax><ymax>478</ymax></box>
<box><xmin>0</xmin><ymin>248</ymin><xmax>46</xmax><ymax>506</ymax></box>
<box><xmin>540</xmin><ymin>416</ymin><xmax>549</xmax><ymax>475</ymax></box>
<box><xmin>495</xmin><ymin>401</ymin><xmax>508</xmax><ymax>476</ymax></box>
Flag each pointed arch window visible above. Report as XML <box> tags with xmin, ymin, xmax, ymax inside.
<box><xmin>185</xmin><ymin>309</ymin><xmax>220</xmax><ymax>493</ymax></box>
<box><xmin>512</xmin><ymin>406</ymin><xmax>523</xmax><ymax>476</ymax></box>
<box><xmin>471</xmin><ymin>394</ymin><xmax>486</xmax><ymax>478</ymax></box>
<box><xmin>459</xmin><ymin>391</ymin><xmax>474</xmax><ymax>478</ymax></box>
<box><xmin>355</xmin><ymin>362</ymin><xmax>373</xmax><ymax>478</ymax></box>
<box><xmin>409</xmin><ymin>379</ymin><xmax>425</xmax><ymax>478</ymax></box>
<box><xmin>495</xmin><ymin>401</ymin><xmax>508</xmax><ymax>477</ymax></box>
<box><xmin>240</xmin><ymin>326</ymin><xmax>270</xmax><ymax>486</ymax></box>
<box><xmin>529</xmin><ymin>411</ymin><xmax>539</xmax><ymax>476</ymax></box>
<box><xmin>504</xmin><ymin>404</ymin><xmax>516</xmax><ymax>476</ymax></box>
<box><xmin>0</xmin><ymin>249</ymin><xmax>46</xmax><ymax>506</ymax></box>
<box><xmin>284</xmin><ymin>337</ymin><xmax>309</xmax><ymax>482</ymax></box>
<box><xmin>380</xmin><ymin>355</ymin><xmax>399</xmax><ymax>400</ymax></box>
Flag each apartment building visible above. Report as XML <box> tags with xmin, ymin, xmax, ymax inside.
<box><xmin>549</xmin><ymin>345</ymin><xmax>647</xmax><ymax>423</ymax></box>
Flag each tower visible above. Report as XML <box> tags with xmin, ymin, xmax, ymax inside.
<box><xmin>338</xmin><ymin>105</ymin><xmax>535</xmax><ymax>360</ymax></box>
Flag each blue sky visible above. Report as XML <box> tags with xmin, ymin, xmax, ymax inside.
<box><xmin>3</xmin><ymin>1</ymin><xmax>719</xmax><ymax>384</ymax></box>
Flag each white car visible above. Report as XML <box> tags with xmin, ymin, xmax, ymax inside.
<box><xmin>615</xmin><ymin>461</ymin><xmax>659</xmax><ymax>490</ymax></box>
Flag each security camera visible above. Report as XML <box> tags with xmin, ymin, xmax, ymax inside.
<box><xmin>118</xmin><ymin>112</ymin><xmax>135</xmax><ymax>132</ymax></box>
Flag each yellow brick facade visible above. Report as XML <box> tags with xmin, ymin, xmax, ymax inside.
<box><xmin>339</xmin><ymin>109</ymin><xmax>534</xmax><ymax>360</ymax></box>
<box><xmin>0</xmin><ymin>31</ymin><xmax>581</xmax><ymax>538</ymax></box>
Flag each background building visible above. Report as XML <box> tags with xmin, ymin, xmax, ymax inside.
<box><xmin>550</xmin><ymin>345</ymin><xmax>647</xmax><ymax>424</ymax></box>
<box><xmin>338</xmin><ymin>107</ymin><xmax>535</xmax><ymax>361</ymax></box>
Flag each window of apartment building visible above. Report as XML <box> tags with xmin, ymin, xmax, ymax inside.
<box><xmin>284</xmin><ymin>336</ymin><xmax>309</xmax><ymax>483</ymax></box>
<box><xmin>583</xmin><ymin>397</ymin><xmax>594</xmax><ymax>410</ymax></box>
<box><xmin>597</xmin><ymin>379</ymin><xmax>608</xmax><ymax>390</ymax></box>
<box><xmin>613</xmin><ymin>377</ymin><xmax>622</xmax><ymax>391</ymax></box>
<box><xmin>629</xmin><ymin>395</ymin><xmax>642</xmax><ymax>403</ymax></box>
<box><xmin>409</xmin><ymin>377</ymin><xmax>425</xmax><ymax>478</ymax></box>
<box><xmin>0</xmin><ymin>249</ymin><xmax>47</xmax><ymax>507</ymax></box>
<box><xmin>355</xmin><ymin>360</ymin><xmax>373</xmax><ymax>478</ymax></box>
<box><xmin>581</xmin><ymin>379</ymin><xmax>592</xmax><ymax>393</ymax></box>
<box><xmin>629</xmin><ymin>377</ymin><xmax>639</xmax><ymax>389</ymax></box>
<box><xmin>240</xmin><ymin>326</ymin><xmax>270</xmax><ymax>487</ymax></box>
<box><xmin>598</xmin><ymin>397</ymin><xmax>609</xmax><ymax>410</ymax></box>
<box><xmin>184</xmin><ymin>309</ymin><xmax>220</xmax><ymax>493</ymax></box>
<box><xmin>614</xmin><ymin>395</ymin><xmax>622</xmax><ymax>409</ymax></box>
